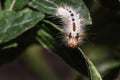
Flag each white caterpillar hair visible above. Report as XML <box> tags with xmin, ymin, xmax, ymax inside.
<box><xmin>55</xmin><ymin>3</ymin><xmax>86</xmax><ymax>48</ymax></box>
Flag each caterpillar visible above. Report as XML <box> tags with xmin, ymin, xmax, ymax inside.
<box><xmin>55</xmin><ymin>4</ymin><xmax>86</xmax><ymax>48</ymax></box>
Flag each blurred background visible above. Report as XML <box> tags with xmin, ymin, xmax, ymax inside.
<box><xmin>0</xmin><ymin>0</ymin><xmax>120</xmax><ymax>80</ymax></box>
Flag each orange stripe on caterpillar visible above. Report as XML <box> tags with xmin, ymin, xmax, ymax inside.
<box><xmin>72</xmin><ymin>23</ymin><xmax>76</xmax><ymax>31</ymax></box>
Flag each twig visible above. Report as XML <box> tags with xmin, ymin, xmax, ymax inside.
<box><xmin>9</xmin><ymin>0</ymin><xmax>16</xmax><ymax>11</ymax></box>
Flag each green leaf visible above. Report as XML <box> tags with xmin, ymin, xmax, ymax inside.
<box><xmin>5</xmin><ymin>0</ymin><xmax>31</xmax><ymax>10</ymax></box>
<box><xmin>29</xmin><ymin>0</ymin><xmax>92</xmax><ymax>25</ymax></box>
<box><xmin>88</xmin><ymin>59</ymin><xmax>102</xmax><ymax>80</ymax></box>
<box><xmin>36</xmin><ymin>24</ymin><xmax>89</xmax><ymax>77</ymax></box>
<box><xmin>0</xmin><ymin>10</ymin><xmax>44</xmax><ymax>43</ymax></box>
<box><xmin>36</xmin><ymin>20</ymin><xmax>102</xmax><ymax>79</ymax></box>
<box><xmin>78</xmin><ymin>48</ymin><xmax>102</xmax><ymax>80</ymax></box>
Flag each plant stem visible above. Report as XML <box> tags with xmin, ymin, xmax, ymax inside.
<box><xmin>9</xmin><ymin>0</ymin><xmax>16</xmax><ymax>11</ymax></box>
<box><xmin>43</xmin><ymin>20</ymin><xmax>63</xmax><ymax>32</ymax></box>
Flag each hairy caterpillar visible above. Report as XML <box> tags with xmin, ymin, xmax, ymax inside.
<box><xmin>55</xmin><ymin>4</ymin><xmax>86</xmax><ymax>48</ymax></box>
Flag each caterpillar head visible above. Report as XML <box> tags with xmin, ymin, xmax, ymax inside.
<box><xmin>64</xmin><ymin>32</ymin><xmax>85</xmax><ymax>48</ymax></box>
<box><xmin>67</xmin><ymin>37</ymin><xmax>78</xmax><ymax>48</ymax></box>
